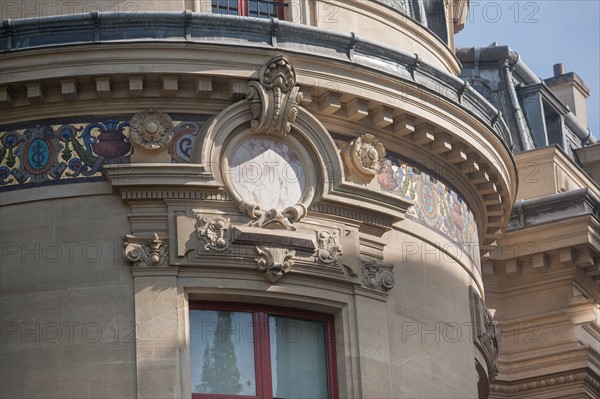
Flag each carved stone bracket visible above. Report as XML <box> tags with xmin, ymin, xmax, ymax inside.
<box><xmin>246</xmin><ymin>55</ymin><xmax>303</xmax><ymax>136</ymax></box>
<box><xmin>197</xmin><ymin>215</ymin><xmax>231</xmax><ymax>252</ymax></box>
<box><xmin>255</xmin><ymin>245</ymin><xmax>296</xmax><ymax>283</ymax></box>
<box><xmin>361</xmin><ymin>259</ymin><xmax>394</xmax><ymax>292</ymax></box>
<box><xmin>342</xmin><ymin>134</ymin><xmax>386</xmax><ymax>184</ymax></box>
<box><xmin>315</xmin><ymin>229</ymin><xmax>343</xmax><ymax>264</ymax></box>
<box><xmin>123</xmin><ymin>233</ymin><xmax>169</xmax><ymax>267</ymax></box>
<box><xmin>470</xmin><ymin>287</ymin><xmax>499</xmax><ymax>381</ymax></box>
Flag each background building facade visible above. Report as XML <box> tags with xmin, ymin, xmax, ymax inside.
<box><xmin>457</xmin><ymin>45</ymin><xmax>599</xmax><ymax>397</ymax></box>
<box><xmin>0</xmin><ymin>1</ymin><xmax>597</xmax><ymax>398</ymax></box>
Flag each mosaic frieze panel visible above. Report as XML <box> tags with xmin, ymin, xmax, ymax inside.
<box><xmin>378</xmin><ymin>157</ymin><xmax>480</xmax><ymax>267</ymax></box>
<box><xmin>0</xmin><ymin>115</ymin><xmax>209</xmax><ymax>191</ymax></box>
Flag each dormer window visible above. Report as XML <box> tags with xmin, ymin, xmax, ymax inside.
<box><xmin>212</xmin><ymin>0</ymin><xmax>287</xmax><ymax>19</ymax></box>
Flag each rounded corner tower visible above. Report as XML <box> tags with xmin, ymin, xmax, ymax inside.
<box><xmin>0</xmin><ymin>1</ymin><xmax>517</xmax><ymax>398</ymax></box>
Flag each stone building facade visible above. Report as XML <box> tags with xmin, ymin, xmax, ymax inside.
<box><xmin>457</xmin><ymin>45</ymin><xmax>599</xmax><ymax>398</ymax></box>
<box><xmin>0</xmin><ymin>1</ymin><xmax>597</xmax><ymax>398</ymax></box>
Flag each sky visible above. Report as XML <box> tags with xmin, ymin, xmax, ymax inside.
<box><xmin>454</xmin><ymin>0</ymin><xmax>600</xmax><ymax>139</ymax></box>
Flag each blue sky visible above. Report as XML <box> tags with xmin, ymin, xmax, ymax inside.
<box><xmin>454</xmin><ymin>0</ymin><xmax>600</xmax><ymax>139</ymax></box>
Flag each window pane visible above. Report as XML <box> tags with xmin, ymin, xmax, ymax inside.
<box><xmin>248</xmin><ymin>1</ymin><xmax>284</xmax><ymax>19</ymax></box>
<box><xmin>190</xmin><ymin>310</ymin><xmax>256</xmax><ymax>396</ymax></box>
<box><xmin>269</xmin><ymin>316</ymin><xmax>329</xmax><ymax>399</ymax></box>
<box><xmin>212</xmin><ymin>0</ymin><xmax>239</xmax><ymax>15</ymax></box>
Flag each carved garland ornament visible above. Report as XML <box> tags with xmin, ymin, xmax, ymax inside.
<box><xmin>197</xmin><ymin>216</ymin><xmax>231</xmax><ymax>252</ymax></box>
<box><xmin>342</xmin><ymin>134</ymin><xmax>386</xmax><ymax>183</ymax></box>
<box><xmin>129</xmin><ymin>109</ymin><xmax>174</xmax><ymax>150</ymax></box>
<box><xmin>246</xmin><ymin>56</ymin><xmax>303</xmax><ymax>136</ymax></box>
<box><xmin>316</xmin><ymin>229</ymin><xmax>343</xmax><ymax>264</ymax></box>
<box><xmin>240</xmin><ymin>200</ymin><xmax>307</xmax><ymax>231</ymax></box>
<box><xmin>123</xmin><ymin>233</ymin><xmax>169</xmax><ymax>267</ymax></box>
<box><xmin>361</xmin><ymin>259</ymin><xmax>394</xmax><ymax>292</ymax></box>
<box><xmin>255</xmin><ymin>245</ymin><xmax>296</xmax><ymax>283</ymax></box>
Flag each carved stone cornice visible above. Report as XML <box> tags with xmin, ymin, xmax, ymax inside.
<box><xmin>361</xmin><ymin>259</ymin><xmax>394</xmax><ymax>292</ymax></box>
<box><xmin>490</xmin><ymin>369</ymin><xmax>600</xmax><ymax>394</ymax></box>
<box><xmin>123</xmin><ymin>233</ymin><xmax>169</xmax><ymax>267</ymax></box>
<box><xmin>255</xmin><ymin>245</ymin><xmax>296</xmax><ymax>283</ymax></box>
<box><xmin>315</xmin><ymin>185</ymin><xmax>413</xmax><ymax>235</ymax></box>
<box><xmin>246</xmin><ymin>55</ymin><xmax>302</xmax><ymax>136</ymax></box>
<box><xmin>103</xmin><ymin>164</ymin><xmax>226</xmax><ymax>203</ymax></box>
<box><xmin>1</xmin><ymin>12</ymin><xmax>519</xmax><ymax>252</ymax></box>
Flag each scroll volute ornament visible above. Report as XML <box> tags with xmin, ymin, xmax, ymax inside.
<box><xmin>123</xmin><ymin>233</ymin><xmax>169</xmax><ymax>267</ymax></box>
<box><xmin>246</xmin><ymin>56</ymin><xmax>303</xmax><ymax>136</ymax></box>
<box><xmin>361</xmin><ymin>259</ymin><xmax>394</xmax><ymax>292</ymax></box>
<box><xmin>342</xmin><ymin>134</ymin><xmax>386</xmax><ymax>184</ymax></box>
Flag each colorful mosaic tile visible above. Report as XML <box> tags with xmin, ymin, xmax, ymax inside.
<box><xmin>378</xmin><ymin>156</ymin><xmax>481</xmax><ymax>268</ymax></box>
<box><xmin>0</xmin><ymin>115</ymin><xmax>209</xmax><ymax>191</ymax></box>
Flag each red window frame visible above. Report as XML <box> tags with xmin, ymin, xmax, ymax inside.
<box><xmin>190</xmin><ymin>302</ymin><xmax>339</xmax><ymax>399</ymax></box>
<box><xmin>212</xmin><ymin>1</ymin><xmax>287</xmax><ymax>20</ymax></box>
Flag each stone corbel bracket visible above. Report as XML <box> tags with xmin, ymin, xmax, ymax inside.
<box><xmin>246</xmin><ymin>55</ymin><xmax>303</xmax><ymax>136</ymax></box>
<box><xmin>123</xmin><ymin>233</ymin><xmax>170</xmax><ymax>268</ymax></box>
<box><xmin>361</xmin><ymin>259</ymin><xmax>395</xmax><ymax>293</ymax></box>
<box><xmin>233</xmin><ymin>225</ymin><xmax>312</xmax><ymax>283</ymax></box>
<box><xmin>470</xmin><ymin>287</ymin><xmax>499</xmax><ymax>381</ymax></box>
<box><xmin>255</xmin><ymin>245</ymin><xmax>296</xmax><ymax>283</ymax></box>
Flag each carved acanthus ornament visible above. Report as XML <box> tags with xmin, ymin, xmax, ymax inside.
<box><xmin>197</xmin><ymin>216</ymin><xmax>231</xmax><ymax>252</ymax></box>
<box><xmin>316</xmin><ymin>230</ymin><xmax>343</xmax><ymax>264</ymax></box>
<box><xmin>246</xmin><ymin>55</ymin><xmax>303</xmax><ymax>136</ymax></box>
<box><xmin>470</xmin><ymin>287</ymin><xmax>499</xmax><ymax>381</ymax></box>
<box><xmin>255</xmin><ymin>245</ymin><xmax>296</xmax><ymax>283</ymax></box>
<box><xmin>342</xmin><ymin>134</ymin><xmax>386</xmax><ymax>184</ymax></box>
<box><xmin>361</xmin><ymin>259</ymin><xmax>394</xmax><ymax>292</ymax></box>
<box><xmin>123</xmin><ymin>233</ymin><xmax>169</xmax><ymax>267</ymax></box>
<box><xmin>478</xmin><ymin>308</ymin><xmax>499</xmax><ymax>379</ymax></box>
<box><xmin>129</xmin><ymin>109</ymin><xmax>174</xmax><ymax>150</ymax></box>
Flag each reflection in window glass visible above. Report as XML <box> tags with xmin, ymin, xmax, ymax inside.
<box><xmin>248</xmin><ymin>0</ymin><xmax>277</xmax><ymax>18</ymax></box>
<box><xmin>269</xmin><ymin>316</ymin><xmax>329</xmax><ymax>399</ymax></box>
<box><xmin>212</xmin><ymin>0</ymin><xmax>239</xmax><ymax>15</ymax></box>
<box><xmin>190</xmin><ymin>310</ymin><xmax>256</xmax><ymax>396</ymax></box>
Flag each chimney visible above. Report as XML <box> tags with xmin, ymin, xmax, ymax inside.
<box><xmin>553</xmin><ymin>63</ymin><xmax>565</xmax><ymax>77</ymax></box>
<box><xmin>545</xmin><ymin>63</ymin><xmax>590</xmax><ymax>128</ymax></box>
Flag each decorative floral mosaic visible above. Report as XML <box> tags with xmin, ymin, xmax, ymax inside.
<box><xmin>378</xmin><ymin>157</ymin><xmax>480</xmax><ymax>267</ymax></box>
<box><xmin>0</xmin><ymin>115</ymin><xmax>209</xmax><ymax>191</ymax></box>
